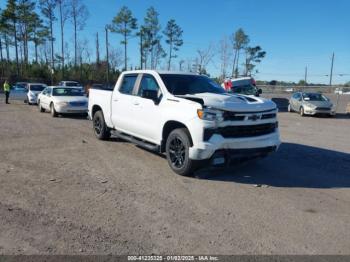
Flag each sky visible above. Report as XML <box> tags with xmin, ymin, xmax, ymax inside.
<box><xmin>1</xmin><ymin>0</ymin><xmax>350</xmax><ymax>84</ymax></box>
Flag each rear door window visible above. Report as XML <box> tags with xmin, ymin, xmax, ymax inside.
<box><xmin>119</xmin><ymin>75</ymin><xmax>138</xmax><ymax>95</ymax></box>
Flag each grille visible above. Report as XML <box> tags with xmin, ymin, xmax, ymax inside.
<box><xmin>261</xmin><ymin>113</ymin><xmax>276</xmax><ymax>119</ymax></box>
<box><xmin>204</xmin><ymin>123</ymin><xmax>277</xmax><ymax>140</ymax></box>
<box><xmin>223</xmin><ymin>112</ymin><xmax>276</xmax><ymax>121</ymax></box>
<box><xmin>69</xmin><ymin>101</ymin><xmax>86</xmax><ymax>107</ymax></box>
<box><xmin>223</xmin><ymin>111</ymin><xmax>245</xmax><ymax>121</ymax></box>
<box><xmin>316</xmin><ymin>107</ymin><xmax>330</xmax><ymax>110</ymax></box>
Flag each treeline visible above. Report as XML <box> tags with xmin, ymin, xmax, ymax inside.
<box><xmin>0</xmin><ymin>0</ymin><xmax>114</xmax><ymax>84</ymax></box>
<box><xmin>0</xmin><ymin>0</ymin><xmax>266</xmax><ymax>85</ymax></box>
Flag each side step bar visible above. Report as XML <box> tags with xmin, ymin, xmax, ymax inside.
<box><xmin>111</xmin><ymin>130</ymin><xmax>160</xmax><ymax>152</ymax></box>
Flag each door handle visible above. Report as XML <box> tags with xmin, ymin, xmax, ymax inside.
<box><xmin>113</xmin><ymin>99</ymin><xmax>118</xmax><ymax>102</ymax></box>
<box><xmin>133</xmin><ymin>102</ymin><xmax>140</xmax><ymax>106</ymax></box>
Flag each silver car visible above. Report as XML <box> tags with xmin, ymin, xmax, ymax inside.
<box><xmin>288</xmin><ymin>92</ymin><xmax>336</xmax><ymax>116</ymax></box>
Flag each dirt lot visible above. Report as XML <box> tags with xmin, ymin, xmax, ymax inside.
<box><xmin>0</xmin><ymin>94</ymin><xmax>349</xmax><ymax>255</ymax></box>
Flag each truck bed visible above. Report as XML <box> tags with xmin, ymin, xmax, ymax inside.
<box><xmin>88</xmin><ymin>89</ymin><xmax>113</xmax><ymax>127</ymax></box>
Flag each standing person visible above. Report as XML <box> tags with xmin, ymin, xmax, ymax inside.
<box><xmin>3</xmin><ymin>80</ymin><xmax>11</xmax><ymax>104</ymax></box>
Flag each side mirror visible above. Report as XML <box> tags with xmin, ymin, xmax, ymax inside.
<box><xmin>142</xmin><ymin>89</ymin><xmax>159</xmax><ymax>103</ymax></box>
<box><xmin>258</xmin><ymin>88</ymin><xmax>262</xmax><ymax>94</ymax></box>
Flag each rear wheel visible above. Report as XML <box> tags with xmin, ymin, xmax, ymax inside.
<box><xmin>93</xmin><ymin>110</ymin><xmax>110</xmax><ymax>140</ymax></box>
<box><xmin>288</xmin><ymin>104</ymin><xmax>293</xmax><ymax>112</ymax></box>
<box><xmin>50</xmin><ymin>103</ymin><xmax>58</xmax><ymax>117</ymax></box>
<box><xmin>165</xmin><ymin>128</ymin><xmax>198</xmax><ymax>176</ymax></box>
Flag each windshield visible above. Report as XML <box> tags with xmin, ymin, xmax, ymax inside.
<box><xmin>52</xmin><ymin>88</ymin><xmax>85</xmax><ymax>96</ymax></box>
<box><xmin>30</xmin><ymin>85</ymin><xmax>46</xmax><ymax>91</ymax></box>
<box><xmin>65</xmin><ymin>82</ymin><xmax>80</xmax><ymax>87</ymax></box>
<box><xmin>302</xmin><ymin>93</ymin><xmax>327</xmax><ymax>101</ymax></box>
<box><xmin>160</xmin><ymin>74</ymin><xmax>226</xmax><ymax>95</ymax></box>
<box><xmin>231</xmin><ymin>85</ymin><xmax>257</xmax><ymax>95</ymax></box>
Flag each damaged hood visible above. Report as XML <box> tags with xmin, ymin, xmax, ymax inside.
<box><xmin>177</xmin><ymin>92</ymin><xmax>277</xmax><ymax>112</ymax></box>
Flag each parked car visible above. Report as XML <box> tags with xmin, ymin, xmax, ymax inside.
<box><xmin>14</xmin><ymin>82</ymin><xmax>28</xmax><ymax>90</ymax></box>
<box><xmin>37</xmin><ymin>86</ymin><xmax>88</xmax><ymax>117</ymax></box>
<box><xmin>58</xmin><ymin>81</ymin><xmax>83</xmax><ymax>89</ymax></box>
<box><xmin>334</xmin><ymin>87</ymin><xmax>350</xmax><ymax>95</ymax></box>
<box><xmin>26</xmin><ymin>83</ymin><xmax>47</xmax><ymax>105</ymax></box>
<box><xmin>10</xmin><ymin>83</ymin><xmax>28</xmax><ymax>101</ymax></box>
<box><xmin>223</xmin><ymin>77</ymin><xmax>262</xmax><ymax>97</ymax></box>
<box><xmin>346</xmin><ymin>102</ymin><xmax>350</xmax><ymax>115</ymax></box>
<box><xmin>288</xmin><ymin>92</ymin><xmax>336</xmax><ymax>117</ymax></box>
<box><xmin>89</xmin><ymin>70</ymin><xmax>280</xmax><ymax>176</ymax></box>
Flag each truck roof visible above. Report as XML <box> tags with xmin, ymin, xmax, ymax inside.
<box><xmin>121</xmin><ymin>70</ymin><xmax>198</xmax><ymax>76</ymax></box>
<box><xmin>231</xmin><ymin>77</ymin><xmax>253</xmax><ymax>82</ymax></box>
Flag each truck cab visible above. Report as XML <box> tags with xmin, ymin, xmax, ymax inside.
<box><xmin>227</xmin><ymin>77</ymin><xmax>262</xmax><ymax>97</ymax></box>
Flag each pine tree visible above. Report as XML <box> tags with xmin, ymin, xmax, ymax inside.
<box><xmin>163</xmin><ymin>19</ymin><xmax>183</xmax><ymax>70</ymax></box>
<box><xmin>143</xmin><ymin>7</ymin><xmax>162</xmax><ymax>69</ymax></box>
<box><xmin>110</xmin><ymin>6</ymin><xmax>137</xmax><ymax>71</ymax></box>
<box><xmin>69</xmin><ymin>0</ymin><xmax>89</xmax><ymax>68</ymax></box>
<box><xmin>3</xmin><ymin>0</ymin><xmax>20</xmax><ymax>76</ymax></box>
<box><xmin>39</xmin><ymin>0</ymin><xmax>57</xmax><ymax>71</ymax></box>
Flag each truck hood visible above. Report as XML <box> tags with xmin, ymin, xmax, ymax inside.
<box><xmin>177</xmin><ymin>93</ymin><xmax>276</xmax><ymax>112</ymax></box>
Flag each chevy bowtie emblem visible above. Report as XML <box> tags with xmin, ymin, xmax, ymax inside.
<box><xmin>248</xmin><ymin>114</ymin><xmax>262</xmax><ymax>121</ymax></box>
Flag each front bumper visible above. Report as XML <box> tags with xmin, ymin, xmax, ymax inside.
<box><xmin>28</xmin><ymin>96</ymin><xmax>38</xmax><ymax>104</ymax></box>
<box><xmin>56</xmin><ymin>105</ymin><xmax>88</xmax><ymax>114</ymax></box>
<box><xmin>189</xmin><ymin>130</ymin><xmax>281</xmax><ymax>160</ymax></box>
<box><xmin>304</xmin><ymin>108</ymin><xmax>336</xmax><ymax>115</ymax></box>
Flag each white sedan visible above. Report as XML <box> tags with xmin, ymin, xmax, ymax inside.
<box><xmin>37</xmin><ymin>86</ymin><xmax>88</xmax><ymax>117</ymax></box>
<box><xmin>26</xmin><ymin>83</ymin><xmax>47</xmax><ymax>104</ymax></box>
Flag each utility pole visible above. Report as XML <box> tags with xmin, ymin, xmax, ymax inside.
<box><xmin>105</xmin><ymin>26</ymin><xmax>110</xmax><ymax>86</ymax></box>
<box><xmin>304</xmin><ymin>66</ymin><xmax>308</xmax><ymax>85</ymax></box>
<box><xmin>96</xmin><ymin>32</ymin><xmax>100</xmax><ymax>65</ymax></box>
<box><xmin>329</xmin><ymin>52</ymin><xmax>334</xmax><ymax>86</ymax></box>
<box><xmin>140</xmin><ymin>28</ymin><xmax>143</xmax><ymax>70</ymax></box>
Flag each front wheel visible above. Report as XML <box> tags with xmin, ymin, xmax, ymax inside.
<box><xmin>300</xmin><ymin>107</ymin><xmax>305</xmax><ymax>117</ymax></box>
<box><xmin>165</xmin><ymin>128</ymin><xmax>198</xmax><ymax>176</ymax></box>
<box><xmin>288</xmin><ymin>104</ymin><xmax>293</xmax><ymax>112</ymax></box>
<box><xmin>38</xmin><ymin>101</ymin><xmax>45</xmax><ymax>112</ymax></box>
<box><xmin>93</xmin><ymin>110</ymin><xmax>110</xmax><ymax>140</ymax></box>
<box><xmin>50</xmin><ymin>103</ymin><xmax>58</xmax><ymax>117</ymax></box>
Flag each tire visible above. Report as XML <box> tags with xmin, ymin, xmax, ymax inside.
<box><xmin>93</xmin><ymin>110</ymin><xmax>110</xmax><ymax>140</ymax></box>
<box><xmin>38</xmin><ymin>101</ymin><xmax>45</xmax><ymax>112</ymax></box>
<box><xmin>165</xmin><ymin>128</ymin><xmax>198</xmax><ymax>176</ymax></box>
<box><xmin>50</xmin><ymin>103</ymin><xmax>58</xmax><ymax>117</ymax></box>
<box><xmin>288</xmin><ymin>104</ymin><xmax>293</xmax><ymax>112</ymax></box>
<box><xmin>300</xmin><ymin>106</ymin><xmax>305</xmax><ymax>117</ymax></box>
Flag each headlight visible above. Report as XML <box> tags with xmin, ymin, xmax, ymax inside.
<box><xmin>197</xmin><ymin>108</ymin><xmax>224</xmax><ymax>121</ymax></box>
<box><xmin>56</xmin><ymin>102</ymin><xmax>69</xmax><ymax>106</ymax></box>
<box><xmin>29</xmin><ymin>92</ymin><xmax>36</xmax><ymax>97</ymax></box>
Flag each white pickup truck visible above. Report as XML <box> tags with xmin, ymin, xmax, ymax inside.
<box><xmin>88</xmin><ymin>70</ymin><xmax>280</xmax><ymax>176</ymax></box>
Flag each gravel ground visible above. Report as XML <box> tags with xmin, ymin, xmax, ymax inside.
<box><xmin>0</xmin><ymin>94</ymin><xmax>349</xmax><ymax>255</ymax></box>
